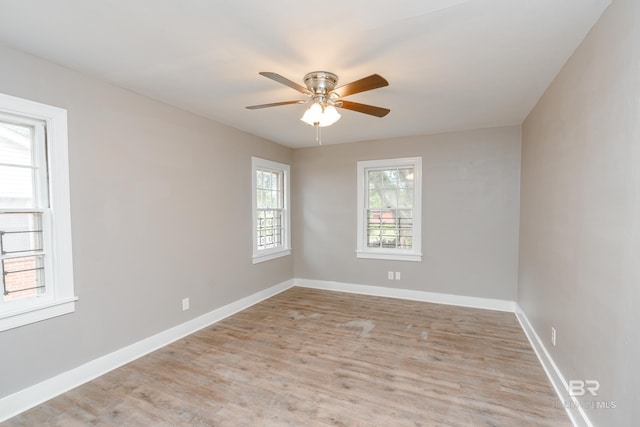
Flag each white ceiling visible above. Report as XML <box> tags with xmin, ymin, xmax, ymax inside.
<box><xmin>0</xmin><ymin>0</ymin><xmax>610</xmax><ymax>148</ymax></box>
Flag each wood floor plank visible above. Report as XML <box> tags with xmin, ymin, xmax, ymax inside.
<box><xmin>4</xmin><ymin>287</ymin><xmax>571</xmax><ymax>426</ymax></box>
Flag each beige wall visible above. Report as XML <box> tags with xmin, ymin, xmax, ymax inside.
<box><xmin>0</xmin><ymin>43</ymin><xmax>293</xmax><ymax>398</ymax></box>
<box><xmin>293</xmin><ymin>127</ymin><xmax>521</xmax><ymax>300</ymax></box>
<box><xmin>519</xmin><ymin>0</ymin><xmax>640</xmax><ymax>424</ymax></box>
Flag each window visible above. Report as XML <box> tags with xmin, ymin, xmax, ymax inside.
<box><xmin>0</xmin><ymin>93</ymin><xmax>75</xmax><ymax>331</ymax></box>
<box><xmin>356</xmin><ymin>157</ymin><xmax>422</xmax><ymax>262</ymax></box>
<box><xmin>252</xmin><ymin>157</ymin><xmax>291</xmax><ymax>263</ymax></box>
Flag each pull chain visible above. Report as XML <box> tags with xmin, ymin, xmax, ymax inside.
<box><xmin>315</xmin><ymin>123</ymin><xmax>322</xmax><ymax>145</ymax></box>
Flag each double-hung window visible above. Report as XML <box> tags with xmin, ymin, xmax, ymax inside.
<box><xmin>252</xmin><ymin>157</ymin><xmax>291</xmax><ymax>263</ymax></box>
<box><xmin>356</xmin><ymin>157</ymin><xmax>422</xmax><ymax>262</ymax></box>
<box><xmin>0</xmin><ymin>93</ymin><xmax>75</xmax><ymax>331</ymax></box>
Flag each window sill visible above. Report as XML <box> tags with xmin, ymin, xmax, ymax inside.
<box><xmin>0</xmin><ymin>296</ymin><xmax>78</xmax><ymax>332</ymax></box>
<box><xmin>356</xmin><ymin>251</ymin><xmax>422</xmax><ymax>262</ymax></box>
<box><xmin>252</xmin><ymin>249</ymin><xmax>291</xmax><ymax>264</ymax></box>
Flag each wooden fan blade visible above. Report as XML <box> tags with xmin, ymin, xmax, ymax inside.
<box><xmin>246</xmin><ymin>100</ymin><xmax>306</xmax><ymax>109</ymax></box>
<box><xmin>332</xmin><ymin>74</ymin><xmax>389</xmax><ymax>97</ymax></box>
<box><xmin>259</xmin><ymin>72</ymin><xmax>310</xmax><ymax>94</ymax></box>
<box><xmin>337</xmin><ymin>100</ymin><xmax>390</xmax><ymax>117</ymax></box>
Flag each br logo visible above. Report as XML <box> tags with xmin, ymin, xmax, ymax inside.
<box><xmin>569</xmin><ymin>380</ymin><xmax>600</xmax><ymax>397</ymax></box>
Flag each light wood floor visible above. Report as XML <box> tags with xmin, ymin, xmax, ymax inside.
<box><xmin>5</xmin><ymin>287</ymin><xmax>570</xmax><ymax>426</ymax></box>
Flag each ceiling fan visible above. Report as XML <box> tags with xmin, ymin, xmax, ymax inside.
<box><xmin>246</xmin><ymin>71</ymin><xmax>390</xmax><ymax>143</ymax></box>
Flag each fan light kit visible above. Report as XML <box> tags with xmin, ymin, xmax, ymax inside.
<box><xmin>247</xmin><ymin>71</ymin><xmax>390</xmax><ymax>144</ymax></box>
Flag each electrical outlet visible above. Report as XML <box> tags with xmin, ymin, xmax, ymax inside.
<box><xmin>395</xmin><ymin>272</ymin><xmax>401</xmax><ymax>280</ymax></box>
<box><xmin>387</xmin><ymin>271</ymin><xmax>394</xmax><ymax>280</ymax></box>
<box><xmin>551</xmin><ymin>327</ymin><xmax>556</xmax><ymax>346</ymax></box>
<box><xmin>182</xmin><ymin>298</ymin><xmax>190</xmax><ymax>311</ymax></box>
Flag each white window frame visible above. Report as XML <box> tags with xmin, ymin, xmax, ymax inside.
<box><xmin>252</xmin><ymin>157</ymin><xmax>291</xmax><ymax>264</ymax></box>
<box><xmin>356</xmin><ymin>157</ymin><xmax>422</xmax><ymax>262</ymax></box>
<box><xmin>0</xmin><ymin>93</ymin><xmax>76</xmax><ymax>331</ymax></box>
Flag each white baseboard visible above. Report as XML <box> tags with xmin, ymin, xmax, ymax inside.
<box><xmin>0</xmin><ymin>279</ymin><xmax>295</xmax><ymax>423</ymax></box>
<box><xmin>294</xmin><ymin>278</ymin><xmax>516</xmax><ymax>312</ymax></box>
<box><xmin>515</xmin><ymin>304</ymin><xmax>592</xmax><ymax>427</ymax></box>
<box><xmin>2</xmin><ymin>278</ymin><xmax>583</xmax><ymax>426</ymax></box>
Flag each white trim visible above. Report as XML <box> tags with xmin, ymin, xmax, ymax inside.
<box><xmin>0</xmin><ymin>279</ymin><xmax>295</xmax><ymax>423</ymax></box>
<box><xmin>251</xmin><ymin>157</ymin><xmax>291</xmax><ymax>263</ymax></box>
<box><xmin>252</xmin><ymin>248</ymin><xmax>291</xmax><ymax>264</ymax></box>
<box><xmin>294</xmin><ymin>278</ymin><xmax>515</xmax><ymax>312</ymax></box>
<box><xmin>0</xmin><ymin>297</ymin><xmax>77</xmax><ymax>332</ymax></box>
<box><xmin>355</xmin><ymin>250</ymin><xmax>422</xmax><ymax>262</ymax></box>
<box><xmin>515</xmin><ymin>304</ymin><xmax>592</xmax><ymax>427</ymax></box>
<box><xmin>0</xmin><ymin>93</ymin><xmax>76</xmax><ymax>331</ymax></box>
<box><xmin>356</xmin><ymin>157</ymin><xmax>422</xmax><ymax>262</ymax></box>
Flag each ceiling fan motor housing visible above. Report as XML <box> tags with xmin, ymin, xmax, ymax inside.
<box><xmin>304</xmin><ymin>71</ymin><xmax>338</xmax><ymax>94</ymax></box>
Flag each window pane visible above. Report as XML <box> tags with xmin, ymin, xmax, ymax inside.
<box><xmin>366</xmin><ymin>207</ymin><xmax>414</xmax><ymax>250</ymax></box>
<box><xmin>368</xmin><ymin>209</ymin><xmax>395</xmax><ymax>248</ymax></box>
<box><xmin>0</xmin><ymin>165</ymin><xmax>35</xmax><ymax>208</ymax></box>
<box><xmin>256</xmin><ymin>170</ymin><xmax>263</xmax><ymax>189</ymax></box>
<box><xmin>381</xmin><ymin>189</ymin><xmax>398</xmax><ymax>208</ymax></box>
<box><xmin>364</xmin><ymin>166</ymin><xmax>415</xmax><ymax>250</ymax></box>
<box><xmin>386</xmin><ymin>168</ymin><xmax>401</xmax><ymax>184</ymax></box>
<box><xmin>366</xmin><ymin>208</ymin><xmax>382</xmax><ymax>248</ymax></box>
<box><xmin>398</xmin><ymin>210</ymin><xmax>413</xmax><ymax>249</ymax></box>
<box><xmin>256</xmin><ymin>209</ymin><xmax>284</xmax><ymax>250</ymax></box>
<box><xmin>256</xmin><ymin>169</ymin><xmax>283</xmax><ymax>210</ymax></box>
<box><xmin>266</xmin><ymin>189</ymin><xmax>274</xmax><ymax>208</ymax></box>
<box><xmin>367</xmin><ymin>209</ymin><xmax>382</xmax><ymax>225</ymax></box>
<box><xmin>398</xmin><ymin>237</ymin><xmax>412</xmax><ymax>249</ymax></box>
<box><xmin>398</xmin><ymin>209</ymin><xmax>413</xmax><ymax>220</ymax></box>
<box><xmin>367</xmin><ymin>229</ymin><xmax>381</xmax><ymax>247</ymax></box>
<box><xmin>0</xmin><ymin>212</ymin><xmax>43</xmax><ymax>254</ymax></box>
<box><xmin>399</xmin><ymin>168</ymin><xmax>414</xmax><ymax>186</ymax></box>
<box><xmin>2</xmin><ymin>255</ymin><xmax>45</xmax><ymax>302</ymax></box>
<box><xmin>381</xmin><ymin>232</ymin><xmax>398</xmax><ymax>248</ymax></box>
<box><xmin>0</xmin><ymin>121</ymin><xmax>33</xmax><ymax>166</ymax></box>
<box><xmin>263</xmin><ymin>172</ymin><xmax>271</xmax><ymax>190</ymax></box>
<box><xmin>368</xmin><ymin>170</ymin><xmax>382</xmax><ymax>187</ymax></box>
<box><xmin>259</xmin><ymin>189</ymin><xmax>273</xmax><ymax>209</ymax></box>
<box><xmin>398</xmin><ymin>188</ymin><xmax>413</xmax><ymax>208</ymax></box>
<box><xmin>0</xmin><ymin>211</ymin><xmax>41</xmax><ymax>232</ymax></box>
<box><xmin>368</xmin><ymin>189</ymin><xmax>382</xmax><ymax>209</ymax></box>
<box><xmin>1</xmin><ymin>212</ymin><xmax>46</xmax><ymax>302</ymax></box>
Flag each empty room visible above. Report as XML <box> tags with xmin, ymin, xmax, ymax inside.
<box><xmin>0</xmin><ymin>1</ymin><xmax>637</xmax><ymax>426</ymax></box>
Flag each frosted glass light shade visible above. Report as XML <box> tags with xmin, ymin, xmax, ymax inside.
<box><xmin>301</xmin><ymin>102</ymin><xmax>323</xmax><ymax>125</ymax></box>
<box><xmin>301</xmin><ymin>103</ymin><xmax>341</xmax><ymax>127</ymax></box>
<box><xmin>320</xmin><ymin>105</ymin><xmax>341</xmax><ymax>127</ymax></box>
